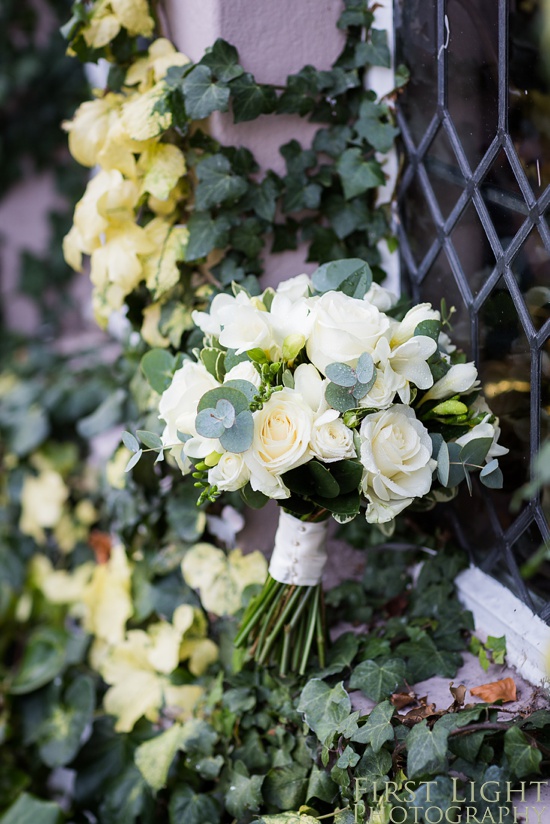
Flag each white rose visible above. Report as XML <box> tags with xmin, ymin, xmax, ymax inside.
<box><xmin>310</xmin><ymin>410</ymin><xmax>356</xmax><ymax>462</ymax></box>
<box><xmin>359</xmin><ymin>364</ymin><xmax>400</xmax><ymax>410</ymax></box>
<box><xmin>364</xmin><ymin>282</ymin><xmax>398</xmax><ymax>311</ymax></box>
<box><xmin>420</xmin><ymin>362</ymin><xmax>479</xmax><ymax>404</ymax></box>
<box><xmin>224</xmin><ymin>360</ymin><xmax>261</xmax><ymax>388</ymax></box>
<box><xmin>275</xmin><ymin>273</ymin><xmax>312</xmax><ymax>301</ymax></box>
<box><xmin>359</xmin><ymin>405</ymin><xmax>436</xmax><ymax>523</ymax></box>
<box><xmin>208</xmin><ymin>452</ymin><xmax>250</xmax><ymax>492</ymax></box>
<box><xmin>159</xmin><ymin>360</ymin><xmax>219</xmax><ymax>445</ymax></box>
<box><xmin>250</xmin><ymin>388</ymin><xmax>314</xmax><ymax>478</ymax></box>
<box><xmin>306</xmin><ymin>290</ymin><xmax>390</xmax><ymax>375</ymax></box>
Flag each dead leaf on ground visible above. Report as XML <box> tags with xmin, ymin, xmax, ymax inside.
<box><xmin>470</xmin><ymin>677</ymin><xmax>517</xmax><ymax>704</ymax></box>
<box><xmin>449</xmin><ymin>682</ymin><xmax>467</xmax><ymax>709</ymax></box>
<box><xmin>402</xmin><ymin>702</ymin><xmax>438</xmax><ymax>726</ymax></box>
<box><xmin>391</xmin><ymin>691</ymin><xmax>417</xmax><ymax>710</ymax></box>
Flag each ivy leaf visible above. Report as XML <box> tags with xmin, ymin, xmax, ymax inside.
<box><xmin>297</xmin><ymin>679</ymin><xmax>351</xmax><ymax>742</ymax></box>
<box><xmin>336</xmin><ymin>148</ymin><xmax>385</xmax><ymax>199</ymax></box>
<box><xmin>225</xmin><ymin>763</ymin><xmax>264</xmax><ymax>818</ymax></box>
<box><xmin>230</xmin><ymin>73</ymin><xmax>278</xmax><ymax>122</ymax></box>
<box><xmin>38</xmin><ymin>676</ymin><xmax>95</xmax><ymax>768</ymax></box>
<box><xmin>263</xmin><ymin>764</ymin><xmax>308</xmax><ymax>810</ymax></box>
<box><xmin>317</xmin><ymin>632</ymin><xmax>359</xmax><ymax>678</ymax></box>
<box><xmin>182</xmin><ymin>65</ymin><xmax>230</xmax><ymax>119</ymax></box>
<box><xmin>168</xmin><ymin>785</ymin><xmax>220</xmax><ymax>824</ymax></box>
<box><xmin>185</xmin><ymin>212</ymin><xmax>232</xmax><ymax>260</ymax></box>
<box><xmin>357</xmin><ymin>29</ymin><xmax>391</xmax><ymax>68</ymax></box>
<box><xmin>504</xmin><ymin>727</ymin><xmax>542</xmax><ymax>778</ymax></box>
<box><xmin>140</xmin><ymin>348</ymin><xmax>176</xmax><ymax>394</ymax></box>
<box><xmin>394</xmin><ymin>63</ymin><xmax>411</xmax><ymax>88</ymax></box>
<box><xmin>9</xmin><ymin>628</ymin><xmax>68</xmax><ymax>694</ymax></box>
<box><xmin>349</xmin><ymin>658</ymin><xmax>406</xmax><ymax>702</ymax></box>
<box><xmin>245</xmin><ymin>176</ymin><xmax>280</xmax><ymax>222</ymax></box>
<box><xmin>354</xmin><ymin>747</ymin><xmax>392</xmax><ymax>792</ymax></box>
<box><xmin>407</xmin><ymin>719</ymin><xmax>449</xmax><ymax>778</ymax></box>
<box><xmin>351</xmin><ymin>700</ymin><xmax>395</xmax><ymax>752</ymax></box>
<box><xmin>276</xmin><ymin>69</ymin><xmax>318</xmax><ymax>115</ymax></box>
<box><xmin>311</xmin><ymin>257</ymin><xmax>373</xmax><ymax>297</ymax></box>
<box><xmin>195</xmin><ymin>155</ymin><xmax>248</xmax><ymax>210</ymax></box>
<box><xmin>0</xmin><ymin>794</ymin><xmax>63</xmax><ymax>824</ymax></box>
<box><xmin>135</xmin><ymin>723</ymin><xmax>184</xmax><ymax>792</ymax></box>
<box><xmin>355</xmin><ymin>100</ymin><xmax>399</xmax><ymax>152</ymax></box>
<box><xmin>200</xmin><ymin>38</ymin><xmax>243</xmax><ymax>82</ymax></box>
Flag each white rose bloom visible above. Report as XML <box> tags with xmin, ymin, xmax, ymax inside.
<box><xmin>224</xmin><ymin>360</ymin><xmax>261</xmax><ymax>388</ymax></box>
<box><xmin>455</xmin><ymin>416</ymin><xmax>509</xmax><ymax>460</ymax></box>
<box><xmin>359</xmin><ymin>405</ymin><xmax>436</xmax><ymax>524</ymax></box>
<box><xmin>208</xmin><ymin>452</ymin><xmax>250</xmax><ymax>492</ymax></box>
<box><xmin>310</xmin><ymin>409</ymin><xmax>356</xmax><ymax>462</ymax></box>
<box><xmin>364</xmin><ymin>282</ymin><xmax>398</xmax><ymax>311</ymax></box>
<box><xmin>391</xmin><ymin>303</ymin><xmax>440</xmax><ymax>347</ymax></box>
<box><xmin>294</xmin><ymin>362</ymin><xmax>326</xmax><ymax>413</ymax></box>
<box><xmin>249</xmin><ymin>388</ymin><xmax>314</xmax><ymax>485</ymax></box>
<box><xmin>359</xmin><ymin>364</ymin><xmax>400</xmax><ymax>410</ymax></box>
<box><xmin>159</xmin><ymin>360</ymin><xmax>219</xmax><ymax>445</ymax></box>
<box><xmin>306</xmin><ymin>290</ymin><xmax>390</xmax><ymax>375</ymax></box>
<box><xmin>275</xmin><ymin>273</ymin><xmax>312</xmax><ymax>301</ymax></box>
<box><xmin>420</xmin><ymin>362</ymin><xmax>479</xmax><ymax>404</ymax></box>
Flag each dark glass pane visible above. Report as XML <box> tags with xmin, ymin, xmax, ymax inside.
<box><xmin>424</xmin><ymin>127</ymin><xmax>467</xmax><ymax>218</ymax></box>
<box><xmin>509</xmin><ymin>0</ymin><xmax>550</xmax><ymax>193</ymax></box>
<box><xmin>480</xmin><ymin>148</ymin><xmax>529</xmax><ymax>248</ymax></box>
<box><xmin>446</xmin><ymin>0</ymin><xmax>499</xmax><ymax>169</ymax></box>
<box><xmin>400</xmin><ymin>173</ymin><xmax>437</xmax><ymax>266</ymax></box>
<box><xmin>420</xmin><ymin>247</ymin><xmax>471</xmax><ymax>353</ymax></box>
<box><xmin>450</xmin><ymin>200</ymin><xmax>496</xmax><ymax>295</ymax></box>
<box><xmin>479</xmin><ymin>277</ymin><xmax>532</xmax><ymax>496</ymax></box>
<box><xmin>510</xmin><ymin>226</ymin><xmax>550</xmax><ymax>331</ymax></box>
<box><xmin>511</xmin><ymin>521</ymin><xmax>550</xmax><ymax>605</ymax></box>
<box><xmin>394</xmin><ymin>0</ymin><xmax>437</xmax><ymax>146</ymax></box>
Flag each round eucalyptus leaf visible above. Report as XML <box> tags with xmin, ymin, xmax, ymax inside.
<box><xmin>220</xmin><ymin>410</ymin><xmax>254</xmax><ymax>453</ymax></box>
<box><xmin>215</xmin><ymin>399</ymin><xmax>236</xmax><ymax>429</ymax></box>
<box><xmin>355</xmin><ymin>352</ymin><xmax>375</xmax><ymax>384</ymax></box>
<box><xmin>195</xmin><ymin>408</ymin><xmax>226</xmax><ymax>439</ymax></box>
<box><xmin>325</xmin><ymin>362</ymin><xmax>357</xmax><ymax>387</ymax></box>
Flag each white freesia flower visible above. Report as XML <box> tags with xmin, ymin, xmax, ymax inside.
<box><xmin>224</xmin><ymin>360</ymin><xmax>261</xmax><ymax>388</ymax></box>
<box><xmin>373</xmin><ymin>334</ymin><xmax>437</xmax><ymax>404</ymax></box>
<box><xmin>438</xmin><ymin>331</ymin><xmax>456</xmax><ymax>355</ymax></box>
<box><xmin>359</xmin><ymin>405</ymin><xmax>436</xmax><ymax>523</ymax></box>
<box><xmin>364</xmin><ymin>282</ymin><xmax>398</xmax><ymax>311</ymax></box>
<box><xmin>310</xmin><ymin>409</ymin><xmax>356</xmax><ymax>462</ymax></box>
<box><xmin>420</xmin><ymin>362</ymin><xmax>479</xmax><ymax>404</ymax></box>
<box><xmin>247</xmin><ymin>388</ymin><xmax>314</xmax><ymax>495</ymax></box>
<box><xmin>390</xmin><ymin>303</ymin><xmax>440</xmax><ymax>347</ymax></box>
<box><xmin>275</xmin><ymin>272</ymin><xmax>312</xmax><ymax>300</ymax></box>
<box><xmin>208</xmin><ymin>452</ymin><xmax>250</xmax><ymax>492</ymax></box>
<box><xmin>455</xmin><ymin>416</ymin><xmax>509</xmax><ymax>461</ymax></box>
<box><xmin>268</xmin><ymin>293</ymin><xmax>314</xmax><ymax>356</ymax></box>
<box><xmin>218</xmin><ymin>303</ymin><xmax>273</xmax><ymax>355</ymax></box>
<box><xmin>306</xmin><ymin>290</ymin><xmax>390</xmax><ymax>375</ymax></box>
<box><xmin>293</xmin><ymin>363</ymin><xmax>326</xmax><ymax>413</ymax></box>
<box><xmin>191</xmin><ymin>292</ymin><xmax>234</xmax><ymax>337</ymax></box>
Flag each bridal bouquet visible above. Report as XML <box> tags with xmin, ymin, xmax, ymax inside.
<box><xmin>129</xmin><ymin>259</ymin><xmax>506</xmax><ymax>674</ymax></box>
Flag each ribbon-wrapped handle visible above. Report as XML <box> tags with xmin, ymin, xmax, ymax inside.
<box><xmin>268</xmin><ymin>510</ymin><xmax>329</xmax><ymax>586</ymax></box>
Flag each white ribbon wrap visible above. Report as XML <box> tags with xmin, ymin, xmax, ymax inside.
<box><xmin>268</xmin><ymin>510</ymin><xmax>329</xmax><ymax>586</ymax></box>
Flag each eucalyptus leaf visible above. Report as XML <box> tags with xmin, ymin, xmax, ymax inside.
<box><xmin>219</xmin><ymin>409</ymin><xmax>254</xmax><ymax>453</ymax></box>
<box><xmin>355</xmin><ymin>352</ymin><xmax>375</xmax><ymax>384</ymax></box>
<box><xmin>480</xmin><ymin>459</ymin><xmax>504</xmax><ymax>489</ymax></box>
<box><xmin>198</xmin><ymin>386</ymin><xmax>249</xmax><ymax>415</ymax></box>
<box><xmin>325</xmin><ymin>362</ymin><xmax>357</xmax><ymax>387</ymax></box>
<box><xmin>325</xmin><ymin>382</ymin><xmax>356</xmax><ymax>413</ymax></box>
<box><xmin>223</xmin><ymin>378</ymin><xmax>258</xmax><ymax>403</ymax></box>
<box><xmin>122</xmin><ymin>431</ymin><xmax>139</xmax><ymax>452</ymax></box>
<box><xmin>459</xmin><ymin>437</ymin><xmax>493</xmax><ymax>468</ymax></box>
<box><xmin>125</xmin><ymin>449</ymin><xmax>143</xmax><ymax>472</ymax></box>
<box><xmin>136</xmin><ymin>430</ymin><xmax>163</xmax><ymax>449</ymax></box>
<box><xmin>141</xmin><ymin>349</ymin><xmax>176</xmax><ymax>394</ymax></box>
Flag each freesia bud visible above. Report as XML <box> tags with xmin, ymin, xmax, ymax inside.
<box><xmin>420</xmin><ymin>363</ymin><xmax>479</xmax><ymax>404</ymax></box>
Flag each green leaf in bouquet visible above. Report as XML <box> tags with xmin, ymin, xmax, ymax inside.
<box><xmin>313</xmin><ymin>490</ymin><xmax>361</xmax><ymax>517</ymax></box>
<box><xmin>325</xmin><ymin>382</ymin><xmax>356</xmax><ymax>412</ymax></box>
<box><xmin>355</xmin><ymin>351</ymin><xmax>375</xmax><ymax>384</ymax></box>
<box><xmin>459</xmin><ymin>436</ymin><xmax>493</xmax><ymax>468</ymax></box>
<box><xmin>198</xmin><ymin>386</ymin><xmax>249</xmax><ymax>415</ymax></box>
<box><xmin>136</xmin><ymin>430</ymin><xmax>163</xmax><ymax>449</ymax></box>
<box><xmin>328</xmin><ymin>459</ymin><xmax>363</xmax><ymax>493</ymax></box>
<box><xmin>76</xmin><ymin>389</ymin><xmax>126</xmax><ymax>438</ymax></box>
<box><xmin>199</xmin><ymin>38</ymin><xmax>243</xmax><ymax>83</ymax></box>
<box><xmin>437</xmin><ymin>441</ymin><xmax>450</xmax><ymax>486</ymax></box>
<box><xmin>282</xmin><ymin>369</ymin><xmax>295</xmax><ymax>388</ymax></box>
<box><xmin>230</xmin><ymin>73</ymin><xmax>278</xmax><ymax>123</ymax></box>
<box><xmin>241</xmin><ymin>483</ymin><xmax>269</xmax><ymax>509</ymax></box>
<box><xmin>415</xmin><ymin>318</ymin><xmax>442</xmax><ymax>341</ymax></box>
<box><xmin>352</xmin><ymin>374</ymin><xmax>376</xmax><ymax>400</ymax></box>
<box><xmin>223</xmin><ymin>378</ymin><xmax>258</xmax><ymax>403</ymax></box>
<box><xmin>297</xmin><ymin>679</ymin><xmax>351</xmax><ymax>742</ymax></box>
<box><xmin>311</xmin><ymin>258</ymin><xmax>373</xmax><ymax>298</ymax></box>
<box><xmin>195</xmin><ymin>154</ymin><xmax>248</xmax><ymax>209</ymax></box>
<box><xmin>201</xmin><ymin>348</ymin><xmax>226</xmax><ymax>381</ymax></box>
<box><xmin>429</xmin><ymin>432</ymin><xmax>444</xmax><ymax>458</ymax></box>
<box><xmin>125</xmin><ymin>449</ymin><xmax>143</xmax><ymax>472</ymax></box>
<box><xmin>431</xmin><ymin>399</ymin><xmax>469</xmax><ymax>417</ymax></box>
<box><xmin>219</xmin><ymin>409</ymin><xmax>254</xmax><ymax>452</ymax></box>
<box><xmin>352</xmin><ymin>700</ymin><xmax>395</xmax><ymax>752</ymax></box>
<box><xmin>309</xmin><ymin>461</ymin><xmax>340</xmax><ymax>498</ymax></box>
<box><xmin>9</xmin><ymin>627</ymin><xmax>68</xmax><ymax>695</ymax></box>
<box><xmin>326</xmin><ymin>362</ymin><xmax>357</xmax><ymax>387</ymax></box>
<box><xmin>196</xmin><ymin>408</ymin><xmax>226</xmax><ymax>438</ymax></box>
<box><xmin>141</xmin><ymin>349</ymin><xmax>176</xmax><ymax>394</ymax></box>
<box><xmin>182</xmin><ymin>64</ymin><xmax>230</xmax><ymax>119</ymax></box>
<box><xmin>122</xmin><ymin>431</ymin><xmax>140</xmax><ymax>452</ymax></box>
<box><xmin>38</xmin><ymin>675</ymin><xmax>95</xmax><ymax>768</ymax></box>
<box><xmin>224</xmin><ymin>348</ymin><xmax>251</xmax><ymax>370</ymax></box>
<box><xmin>349</xmin><ymin>658</ymin><xmax>406</xmax><ymax>702</ymax></box>
<box><xmin>169</xmin><ymin>786</ymin><xmax>221</xmax><ymax>824</ymax></box>
<box><xmin>480</xmin><ymin>458</ymin><xmax>503</xmax><ymax>489</ymax></box>
<box><xmin>0</xmin><ymin>794</ymin><xmax>63</xmax><ymax>824</ymax></box>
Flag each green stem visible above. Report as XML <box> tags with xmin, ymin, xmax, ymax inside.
<box><xmin>258</xmin><ymin>585</ymin><xmax>302</xmax><ymax>665</ymax></box>
<box><xmin>234</xmin><ymin>576</ymin><xmax>281</xmax><ymax>647</ymax></box>
<box><xmin>315</xmin><ymin>591</ymin><xmax>326</xmax><ymax>669</ymax></box>
<box><xmin>291</xmin><ymin>608</ymin><xmax>307</xmax><ymax>672</ymax></box>
<box><xmin>254</xmin><ymin>584</ymin><xmax>287</xmax><ymax>661</ymax></box>
<box><xmin>300</xmin><ymin>586</ymin><xmax>320</xmax><ymax>676</ymax></box>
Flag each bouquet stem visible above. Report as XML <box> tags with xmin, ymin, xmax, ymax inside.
<box><xmin>235</xmin><ymin>575</ymin><xmax>326</xmax><ymax>676</ymax></box>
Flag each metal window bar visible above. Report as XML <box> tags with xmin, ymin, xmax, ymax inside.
<box><xmin>394</xmin><ymin>0</ymin><xmax>550</xmax><ymax>619</ymax></box>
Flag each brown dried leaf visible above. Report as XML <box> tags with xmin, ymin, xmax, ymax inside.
<box><xmin>402</xmin><ymin>702</ymin><xmax>438</xmax><ymax>726</ymax></box>
<box><xmin>89</xmin><ymin>530</ymin><xmax>112</xmax><ymax>564</ymax></box>
<box><xmin>391</xmin><ymin>691</ymin><xmax>416</xmax><ymax>710</ymax></box>
<box><xmin>470</xmin><ymin>677</ymin><xmax>517</xmax><ymax>704</ymax></box>
<box><xmin>449</xmin><ymin>682</ymin><xmax>467</xmax><ymax>708</ymax></box>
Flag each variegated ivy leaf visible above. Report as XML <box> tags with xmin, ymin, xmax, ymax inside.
<box><xmin>181</xmin><ymin>544</ymin><xmax>267</xmax><ymax>615</ymax></box>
